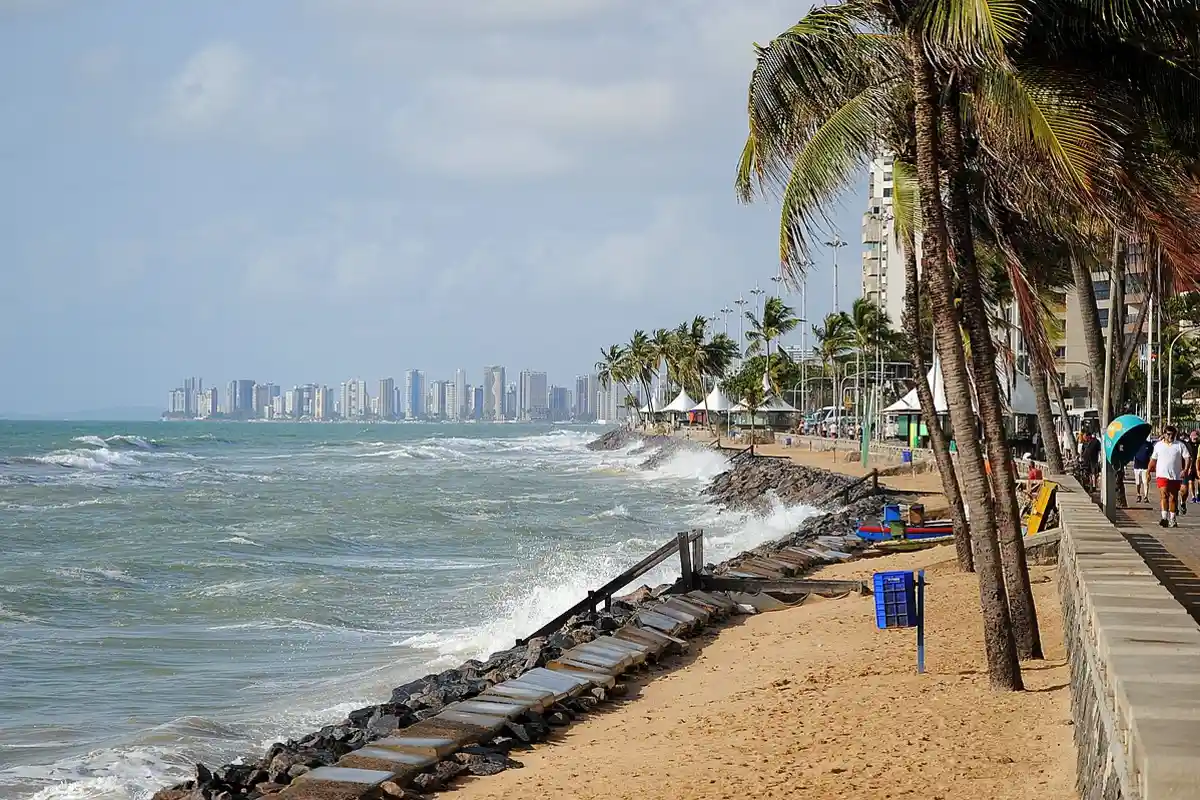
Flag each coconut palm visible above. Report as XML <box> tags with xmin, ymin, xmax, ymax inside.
<box><xmin>738</xmin><ymin>0</ymin><xmax>1200</xmax><ymax>688</ymax></box>
<box><xmin>627</xmin><ymin>330</ymin><xmax>656</xmax><ymax>418</ymax></box>
<box><xmin>595</xmin><ymin>344</ymin><xmax>640</xmax><ymax>426</ymax></box>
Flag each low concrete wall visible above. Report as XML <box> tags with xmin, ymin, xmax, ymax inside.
<box><xmin>1055</xmin><ymin>477</ymin><xmax>1200</xmax><ymax>799</ymax></box>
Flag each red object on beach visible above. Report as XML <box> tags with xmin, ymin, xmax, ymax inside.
<box><xmin>1029</xmin><ymin>465</ymin><xmax>1043</xmax><ymax>481</ymax></box>
<box><xmin>856</xmin><ymin>525</ymin><xmax>954</xmax><ymax>535</ymax></box>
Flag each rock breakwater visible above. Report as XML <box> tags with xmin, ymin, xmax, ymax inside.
<box><xmin>152</xmin><ymin>431</ymin><xmax>887</xmax><ymax>800</ymax></box>
<box><xmin>704</xmin><ymin>450</ymin><xmax>875</xmax><ymax>511</ymax></box>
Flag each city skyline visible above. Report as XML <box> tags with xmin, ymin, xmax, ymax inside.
<box><xmin>163</xmin><ymin>366</ymin><xmax>629</xmax><ymax>423</ymax></box>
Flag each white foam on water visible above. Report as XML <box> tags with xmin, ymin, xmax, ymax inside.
<box><xmin>33</xmin><ymin>448</ymin><xmax>141</xmax><ymax>471</ymax></box>
<box><xmin>640</xmin><ymin>447</ymin><xmax>731</xmax><ymax>483</ymax></box>
<box><xmin>217</xmin><ymin>536</ymin><xmax>263</xmax><ymax>548</ymax></box>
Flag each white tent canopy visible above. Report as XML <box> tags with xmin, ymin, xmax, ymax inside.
<box><xmin>884</xmin><ymin>357</ymin><xmax>1037</xmax><ymax>415</ymax></box>
<box><xmin>690</xmin><ymin>385</ymin><xmax>735</xmax><ymax>413</ymax></box>
<box><xmin>659</xmin><ymin>389</ymin><xmax>698</xmax><ymax>414</ymax></box>
<box><xmin>730</xmin><ymin>394</ymin><xmax>801</xmax><ymax>413</ymax></box>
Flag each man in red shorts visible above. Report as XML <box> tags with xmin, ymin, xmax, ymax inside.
<box><xmin>1150</xmin><ymin>426</ymin><xmax>1191</xmax><ymax>528</ymax></box>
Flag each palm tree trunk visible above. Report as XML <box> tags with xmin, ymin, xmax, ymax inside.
<box><xmin>1070</xmin><ymin>248</ymin><xmax>1106</xmax><ymax>405</ymax></box>
<box><xmin>941</xmin><ymin>89</ymin><xmax>1042</xmax><ymax>660</ymax></box>
<box><xmin>1033</xmin><ymin>368</ymin><xmax>1065</xmax><ymax>473</ymax></box>
<box><xmin>902</xmin><ymin>228</ymin><xmax>973</xmax><ymax>572</ymax></box>
<box><xmin>911</xmin><ymin>38</ymin><xmax>1021</xmax><ymax>690</ymax></box>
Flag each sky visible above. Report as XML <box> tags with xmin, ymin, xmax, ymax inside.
<box><xmin>0</xmin><ymin>0</ymin><xmax>865</xmax><ymax>414</ymax></box>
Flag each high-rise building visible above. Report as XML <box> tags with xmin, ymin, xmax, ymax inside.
<box><xmin>453</xmin><ymin>369</ymin><xmax>468</xmax><ymax>420</ymax></box>
<box><xmin>860</xmin><ymin>153</ymin><xmax>907</xmax><ymax>330</ymax></box>
<box><xmin>168</xmin><ymin>388</ymin><xmax>187</xmax><ymax>416</ymax></box>
<box><xmin>473</xmin><ymin>386</ymin><xmax>484</xmax><ymax>419</ymax></box>
<box><xmin>314</xmin><ymin>385</ymin><xmax>334</xmax><ymax>420</ymax></box>
<box><xmin>428</xmin><ymin>380</ymin><xmax>449</xmax><ymax>418</ymax></box>
<box><xmin>340</xmin><ymin>379</ymin><xmax>369</xmax><ymax>419</ymax></box>
<box><xmin>445</xmin><ymin>381</ymin><xmax>458</xmax><ymax>422</ymax></box>
<box><xmin>518</xmin><ymin>370</ymin><xmax>549</xmax><ymax>421</ymax></box>
<box><xmin>549</xmin><ymin>386</ymin><xmax>571</xmax><ymax>421</ymax></box>
<box><xmin>182</xmin><ymin>377</ymin><xmax>203</xmax><ymax>418</ymax></box>
<box><xmin>269</xmin><ymin>395</ymin><xmax>284</xmax><ymax>419</ymax></box>
<box><xmin>574</xmin><ymin>375</ymin><xmax>595</xmax><ymax>421</ymax></box>
<box><xmin>405</xmin><ymin>369</ymin><xmax>426</xmax><ymax>419</ymax></box>
<box><xmin>378</xmin><ymin>378</ymin><xmax>396</xmax><ymax>420</ymax></box>
<box><xmin>483</xmin><ymin>366</ymin><xmax>505</xmax><ymax>421</ymax></box>
<box><xmin>253</xmin><ymin>383</ymin><xmax>279</xmax><ymax>419</ymax></box>
<box><xmin>505</xmin><ymin>383</ymin><xmax>517</xmax><ymax>421</ymax></box>
<box><xmin>226</xmin><ymin>380</ymin><xmax>255</xmax><ymax>419</ymax></box>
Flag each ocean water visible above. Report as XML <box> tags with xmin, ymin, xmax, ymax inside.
<box><xmin>0</xmin><ymin>421</ymin><xmax>817</xmax><ymax>800</ymax></box>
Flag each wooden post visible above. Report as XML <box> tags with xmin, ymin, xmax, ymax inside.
<box><xmin>677</xmin><ymin>531</ymin><xmax>693</xmax><ymax>590</ymax></box>
<box><xmin>872</xmin><ymin>470</ymin><xmax>879</xmax><ymax>493</ymax></box>
<box><xmin>691</xmin><ymin>530</ymin><xmax>704</xmax><ymax>581</ymax></box>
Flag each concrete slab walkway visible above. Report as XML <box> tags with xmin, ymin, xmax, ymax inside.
<box><xmin>1112</xmin><ymin>495</ymin><xmax>1200</xmax><ymax>625</ymax></box>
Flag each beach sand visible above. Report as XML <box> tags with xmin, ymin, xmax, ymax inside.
<box><xmin>447</xmin><ymin>546</ymin><xmax>1075</xmax><ymax>800</ymax></box>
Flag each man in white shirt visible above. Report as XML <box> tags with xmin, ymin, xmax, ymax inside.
<box><xmin>1150</xmin><ymin>425</ymin><xmax>1191</xmax><ymax>528</ymax></box>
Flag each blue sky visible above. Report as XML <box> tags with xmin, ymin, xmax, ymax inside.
<box><xmin>0</xmin><ymin>0</ymin><xmax>863</xmax><ymax>413</ymax></box>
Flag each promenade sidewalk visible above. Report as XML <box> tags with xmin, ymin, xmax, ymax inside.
<box><xmin>1115</xmin><ymin>496</ymin><xmax>1200</xmax><ymax>623</ymax></box>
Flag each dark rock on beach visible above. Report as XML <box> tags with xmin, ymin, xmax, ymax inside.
<box><xmin>585</xmin><ymin>427</ymin><xmax>640</xmax><ymax>451</ymax></box>
<box><xmin>703</xmin><ymin>450</ymin><xmax>876</xmax><ymax>511</ymax></box>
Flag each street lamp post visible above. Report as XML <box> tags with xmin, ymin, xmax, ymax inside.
<box><xmin>824</xmin><ymin>235</ymin><xmax>848</xmax><ymax>313</ymax></box>
<box><xmin>734</xmin><ymin>296</ymin><xmax>748</xmax><ymax>363</ymax></box>
<box><xmin>720</xmin><ymin>306</ymin><xmax>733</xmax><ymax>335</ymax></box>
<box><xmin>750</xmin><ymin>285</ymin><xmax>766</xmax><ymax>325</ymax></box>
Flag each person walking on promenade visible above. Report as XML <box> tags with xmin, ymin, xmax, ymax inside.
<box><xmin>1080</xmin><ymin>431</ymin><xmax>1102</xmax><ymax>492</ymax></box>
<box><xmin>1132</xmin><ymin>436</ymin><xmax>1155</xmax><ymax>504</ymax></box>
<box><xmin>1150</xmin><ymin>425</ymin><xmax>1191</xmax><ymax>528</ymax></box>
<box><xmin>1187</xmin><ymin>430</ymin><xmax>1200</xmax><ymax>505</ymax></box>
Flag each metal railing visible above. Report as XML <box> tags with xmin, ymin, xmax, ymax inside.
<box><xmin>516</xmin><ymin>529</ymin><xmax>704</xmax><ymax>647</ymax></box>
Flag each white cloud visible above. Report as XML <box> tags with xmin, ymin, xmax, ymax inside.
<box><xmin>390</xmin><ymin>76</ymin><xmax>675</xmax><ymax>177</ymax></box>
<box><xmin>149</xmin><ymin>42</ymin><xmax>328</xmax><ymax>147</ymax></box>
<box><xmin>158</xmin><ymin>42</ymin><xmax>249</xmax><ymax>133</ymax></box>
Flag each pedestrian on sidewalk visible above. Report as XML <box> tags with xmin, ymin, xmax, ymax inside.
<box><xmin>1132</xmin><ymin>436</ymin><xmax>1154</xmax><ymax>503</ymax></box>
<box><xmin>1150</xmin><ymin>425</ymin><xmax>1191</xmax><ymax>528</ymax></box>
<box><xmin>1187</xmin><ymin>430</ymin><xmax>1200</xmax><ymax>505</ymax></box>
<box><xmin>1080</xmin><ymin>431</ymin><xmax>1101</xmax><ymax>492</ymax></box>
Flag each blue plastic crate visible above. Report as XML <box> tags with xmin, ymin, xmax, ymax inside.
<box><xmin>882</xmin><ymin>504</ymin><xmax>902</xmax><ymax>523</ymax></box>
<box><xmin>873</xmin><ymin>570</ymin><xmax>917</xmax><ymax>629</ymax></box>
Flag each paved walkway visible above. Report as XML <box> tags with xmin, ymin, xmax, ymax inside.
<box><xmin>1113</xmin><ymin>494</ymin><xmax>1200</xmax><ymax>624</ymax></box>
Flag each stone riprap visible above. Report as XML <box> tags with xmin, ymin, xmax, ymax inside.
<box><xmin>1055</xmin><ymin>476</ymin><xmax>1200</xmax><ymax>799</ymax></box>
<box><xmin>703</xmin><ymin>449</ymin><xmax>876</xmax><ymax>511</ymax></box>
<box><xmin>152</xmin><ymin>431</ymin><xmax>886</xmax><ymax>800</ymax></box>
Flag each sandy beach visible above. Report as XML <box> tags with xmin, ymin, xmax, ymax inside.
<box><xmin>445</xmin><ymin>439</ymin><xmax>1076</xmax><ymax>800</ymax></box>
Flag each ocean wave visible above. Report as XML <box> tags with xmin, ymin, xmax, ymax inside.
<box><xmin>6</xmin><ymin>498</ymin><xmax>115</xmax><ymax>512</ymax></box>
<box><xmin>30</xmin><ymin>448</ymin><xmax>141</xmax><ymax>471</ymax></box>
<box><xmin>639</xmin><ymin>448</ymin><xmax>730</xmax><ymax>483</ymax></box>
<box><xmin>49</xmin><ymin>567</ymin><xmax>143</xmax><ymax>586</ymax></box>
<box><xmin>217</xmin><ymin>536</ymin><xmax>264</xmax><ymax>548</ymax></box>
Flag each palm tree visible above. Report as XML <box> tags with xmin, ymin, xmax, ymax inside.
<box><xmin>627</xmin><ymin>330</ymin><xmax>656</xmax><ymax>420</ymax></box>
<box><xmin>745</xmin><ymin>295</ymin><xmax>802</xmax><ymax>401</ymax></box>
<box><xmin>595</xmin><ymin>344</ymin><xmax>640</xmax><ymax>426</ymax></box>
<box><xmin>813</xmin><ymin>312</ymin><xmax>853</xmax><ymax>410</ymax></box>
<box><xmin>649</xmin><ymin>328</ymin><xmax>675</xmax><ymax>407</ymax></box>
<box><xmin>738</xmin><ymin>0</ymin><xmax>1200</xmax><ymax>688</ymax></box>
<box><xmin>698</xmin><ymin>332</ymin><xmax>740</xmax><ymax>439</ymax></box>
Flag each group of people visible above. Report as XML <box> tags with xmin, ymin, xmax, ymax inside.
<box><xmin>1079</xmin><ymin>425</ymin><xmax>1200</xmax><ymax>527</ymax></box>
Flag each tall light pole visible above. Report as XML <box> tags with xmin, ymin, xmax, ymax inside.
<box><xmin>800</xmin><ymin>260</ymin><xmax>814</xmax><ymax>414</ymax></box>
<box><xmin>771</xmin><ymin>274</ymin><xmax>785</xmax><ymax>296</ymax></box>
<box><xmin>824</xmin><ymin>235</ymin><xmax>848</xmax><ymax>313</ymax></box>
<box><xmin>750</xmin><ymin>284</ymin><xmax>766</xmax><ymax>321</ymax></box>
<box><xmin>734</xmin><ymin>296</ymin><xmax>749</xmax><ymax>363</ymax></box>
<box><xmin>720</xmin><ymin>306</ymin><xmax>733</xmax><ymax>335</ymax></box>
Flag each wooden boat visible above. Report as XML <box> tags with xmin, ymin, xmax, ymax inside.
<box><xmin>874</xmin><ymin>536</ymin><xmax>954</xmax><ymax>553</ymax></box>
<box><xmin>856</xmin><ymin>523</ymin><xmax>954</xmax><ymax>542</ymax></box>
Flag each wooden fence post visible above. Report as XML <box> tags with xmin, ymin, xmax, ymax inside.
<box><xmin>677</xmin><ymin>531</ymin><xmax>693</xmax><ymax>590</ymax></box>
<box><xmin>690</xmin><ymin>530</ymin><xmax>704</xmax><ymax>582</ymax></box>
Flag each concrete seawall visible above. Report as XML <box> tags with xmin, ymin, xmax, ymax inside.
<box><xmin>1055</xmin><ymin>477</ymin><xmax>1200</xmax><ymax>799</ymax></box>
